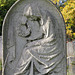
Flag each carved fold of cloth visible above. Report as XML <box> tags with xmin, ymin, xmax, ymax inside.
<box><xmin>14</xmin><ymin>35</ymin><xmax>64</xmax><ymax>75</ymax></box>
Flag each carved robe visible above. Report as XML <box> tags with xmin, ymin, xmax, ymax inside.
<box><xmin>3</xmin><ymin>1</ymin><xmax>66</xmax><ymax>75</ymax></box>
<box><xmin>14</xmin><ymin>6</ymin><xmax>64</xmax><ymax>75</ymax></box>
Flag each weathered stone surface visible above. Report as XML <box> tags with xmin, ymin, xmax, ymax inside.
<box><xmin>2</xmin><ymin>0</ymin><xmax>66</xmax><ymax>75</ymax></box>
<box><xmin>67</xmin><ymin>41</ymin><xmax>75</xmax><ymax>58</ymax></box>
<box><xmin>68</xmin><ymin>57</ymin><xmax>75</xmax><ymax>75</ymax></box>
<box><xmin>0</xmin><ymin>36</ymin><xmax>2</xmax><ymax>60</ymax></box>
<box><xmin>73</xmin><ymin>41</ymin><xmax>75</xmax><ymax>56</ymax></box>
<box><xmin>67</xmin><ymin>42</ymin><xmax>74</xmax><ymax>57</ymax></box>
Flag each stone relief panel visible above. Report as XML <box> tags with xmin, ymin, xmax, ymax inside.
<box><xmin>2</xmin><ymin>0</ymin><xmax>66</xmax><ymax>75</ymax></box>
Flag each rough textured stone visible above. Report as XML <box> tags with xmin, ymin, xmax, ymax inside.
<box><xmin>2</xmin><ymin>0</ymin><xmax>66</xmax><ymax>75</ymax></box>
<box><xmin>67</xmin><ymin>41</ymin><xmax>75</xmax><ymax>75</ymax></box>
<box><xmin>67</xmin><ymin>41</ymin><xmax>75</xmax><ymax>57</ymax></box>
<box><xmin>68</xmin><ymin>57</ymin><xmax>75</xmax><ymax>75</ymax></box>
<box><xmin>0</xmin><ymin>36</ymin><xmax>2</xmax><ymax>60</ymax></box>
<box><xmin>73</xmin><ymin>41</ymin><xmax>75</xmax><ymax>56</ymax></box>
<box><xmin>67</xmin><ymin>42</ymin><xmax>74</xmax><ymax>57</ymax></box>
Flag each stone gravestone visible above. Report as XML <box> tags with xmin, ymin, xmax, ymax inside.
<box><xmin>73</xmin><ymin>41</ymin><xmax>75</xmax><ymax>56</ymax></box>
<box><xmin>67</xmin><ymin>41</ymin><xmax>75</xmax><ymax>75</ymax></box>
<box><xmin>0</xmin><ymin>36</ymin><xmax>2</xmax><ymax>60</ymax></box>
<box><xmin>67</xmin><ymin>42</ymin><xmax>74</xmax><ymax>57</ymax></box>
<box><xmin>2</xmin><ymin>0</ymin><xmax>67</xmax><ymax>75</ymax></box>
<box><xmin>68</xmin><ymin>57</ymin><xmax>75</xmax><ymax>75</ymax></box>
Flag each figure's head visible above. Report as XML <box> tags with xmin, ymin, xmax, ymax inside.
<box><xmin>21</xmin><ymin>4</ymin><xmax>54</xmax><ymax>38</ymax></box>
<box><xmin>22</xmin><ymin>4</ymin><xmax>51</xmax><ymax>26</ymax></box>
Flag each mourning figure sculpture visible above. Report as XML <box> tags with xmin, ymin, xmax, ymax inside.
<box><xmin>2</xmin><ymin>0</ymin><xmax>66</xmax><ymax>75</ymax></box>
<box><xmin>14</xmin><ymin>5</ymin><xmax>65</xmax><ymax>75</ymax></box>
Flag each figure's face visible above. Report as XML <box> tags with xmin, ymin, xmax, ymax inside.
<box><xmin>18</xmin><ymin>15</ymin><xmax>43</xmax><ymax>38</ymax></box>
<box><xmin>26</xmin><ymin>15</ymin><xmax>41</xmax><ymax>32</ymax></box>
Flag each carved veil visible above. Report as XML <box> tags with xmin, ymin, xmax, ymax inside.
<box><xmin>2</xmin><ymin>0</ymin><xmax>66</xmax><ymax>75</ymax></box>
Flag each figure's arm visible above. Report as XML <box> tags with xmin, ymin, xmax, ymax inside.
<box><xmin>25</xmin><ymin>40</ymin><xmax>41</xmax><ymax>47</ymax></box>
<box><xmin>25</xmin><ymin>33</ymin><xmax>45</xmax><ymax>47</ymax></box>
<box><xmin>40</xmin><ymin>34</ymin><xmax>56</xmax><ymax>43</ymax></box>
<box><xmin>25</xmin><ymin>33</ymin><xmax>56</xmax><ymax>48</ymax></box>
<box><xmin>25</xmin><ymin>34</ymin><xmax>54</xmax><ymax>47</ymax></box>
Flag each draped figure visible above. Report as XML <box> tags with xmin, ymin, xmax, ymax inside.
<box><xmin>13</xmin><ymin>5</ymin><xmax>64</xmax><ymax>75</ymax></box>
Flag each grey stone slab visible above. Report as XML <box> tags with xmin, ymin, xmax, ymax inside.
<box><xmin>67</xmin><ymin>41</ymin><xmax>75</xmax><ymax>57</ymax></box>
<box><xmin>73</xmin><ymin>40</ymin><xmax>75</xmax><ymax>56</ymax></box>
<box><xmin>68</xmin><ymin>57</ymin><xmax>75</xmax><ymax>75</ymax></box>
<box><xmin>0</xmin><ymin>36</ymin><xmax>2</xmax><ymax>60</ymax></box>
<box><xmin>2</xmin><ymin>0</ymin><xmax>67</xmax><ymax>75</ymax></box>
<box><xmin>67</xmin><ymin>42</ymin><xmax>74</xmax><ymax>57</ymax></box>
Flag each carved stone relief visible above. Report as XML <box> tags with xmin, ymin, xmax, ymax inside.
<box><xmin>2</xmin><ymin>0</ymin><xmax>66</xmax><ymax>75</ymax></box>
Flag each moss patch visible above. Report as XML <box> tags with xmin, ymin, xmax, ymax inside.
<box><xmin>71</xmin><ymin>61</ymin><xmax>75</xmax><ymax>65</ymax></box>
